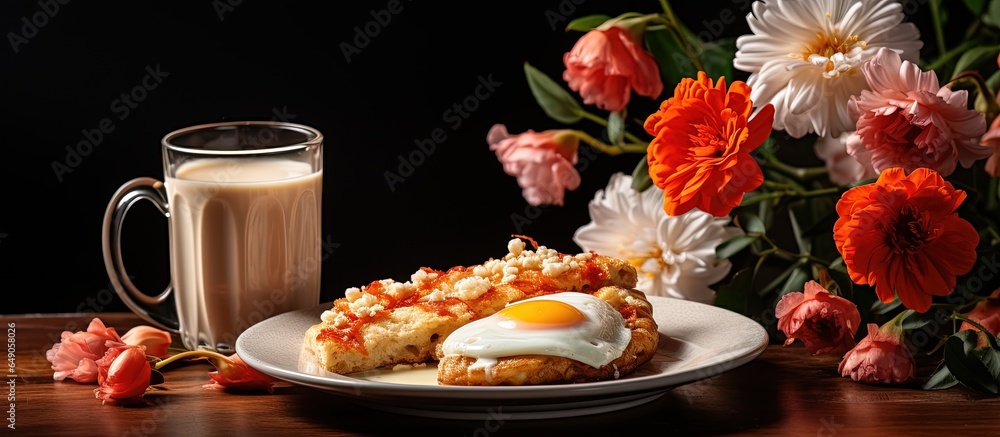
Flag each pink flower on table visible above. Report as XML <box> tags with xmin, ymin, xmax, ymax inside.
<box><xmin>205</xmin><ymin>353</ymin><xmax>278</xmax><ymax>393</ymax></box>
<box><xmin>488</xmin><ymin>124</ymin><xmax>581</xmax><ymax>206</ymax></box>
<box><xmin>46</xmin><ymin>318</ymin><xmax>125</xmax><ymax>383</ymax></box>
<box><xmin>121</xmin><ymin>325</ymin><xmax>173</xmax><ymax>358</ymax></box>
<box><xmin>775</xmin><ymin>281</ymin><xmax>862</xmax><ymax>355</ymax></box>
<box><xmin>846</xmin><ymin>47</ymin><xmax>989</xmax><ymax>177</ymax></box>
<box><xmin>838</xmin><ymin>322</ymin><xmax>916</xmax><ymax>385</ymax></box>
<box><xmin>562</xmin><ymin>25</ymin><xmax>663</xmax><ymax>113</ymax></box>
<box><xmin>95</xmin><ymin>345</ymin><xmax>151</xmax><ymax>405</ymax></box>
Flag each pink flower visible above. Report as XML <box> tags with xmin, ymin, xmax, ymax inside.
<box><xmin>488</xmin><ymin>124</ymin><xmax>581</xmax><ymax>206</ymax></box>
<box><xmin>814</xmin><ymin>133</ymin><xmax>877</xmax><ymax>186</ymax></box>
<box><xmin>838</xmin><ymin>322</ymin><xmax>916</xmax><ymax>385</ymax></box>
<box><xmin>979</xmin><ymin>115</ymin><xmax>1000</xmax><ymax>177</ymax></box>
<box><xmin>121</xmin><ymin>325</ymin><xmax>173</xmax><ymax>358</ymax></box>
<box><xmin>46</xmin><ymin>318</ymin><xmax>125</xmax><ymax>383</ymax></box>
<box><xmin>95</xmin><ymin>345</ymin><xmax>151</xmax><ymax>405</ymax></box>
<box><xmin>562</xmin><ymin>25</ymin><xmax>663</xmax><ymax>112</ymax></box>
<box><xmin>846</xmin><ymin>47</ymin><xmax>989</xmax><ymax>177</ymax></box>
<box><xmin>775</xmin><ymin>281</ymin><xmax>862</xmax><ymax>355</ymax></box>
<box><xmin>205</xmin><ymin>353</ymin><xmax>278</xmax><ymax>393</ymax></box>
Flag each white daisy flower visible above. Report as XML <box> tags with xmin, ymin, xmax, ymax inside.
<box><xmin>572</xmin><ymin>173</ymin><xmax>744</xmax><ymax>303</ymax></box>
<box><xmin>733</xmin><ymin>0</ymin><xmax>922</xmax><ymax>138</ymax></box>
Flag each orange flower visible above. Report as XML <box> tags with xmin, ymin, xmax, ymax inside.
<box><xmin>643</xmin><ymin>71</ymin><xmax>775</xmax><ymax>217</ymax></box>
<box><xmin>562</xmin><ymin>25</ymin><xmax>663</xmax><ymax>112</ymax></box>
<box><xmin>833</xmin><ymin>167</ymin><xmax>979</xmax><ymax>313</ymax></box>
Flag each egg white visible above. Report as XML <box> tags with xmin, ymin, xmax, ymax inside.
<box><xmin>440</xmin><ymin>291</ymin><xmax>631</xmax><ymax>371</ymax></box>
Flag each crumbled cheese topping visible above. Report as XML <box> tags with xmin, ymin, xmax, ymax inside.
<box><xmin>453</xmin><ymin>276</ymin><xmax>492</xmax><ymax>300</ymax></box>
<box><xmin>329</xmin><ymin>238</ymin><xmax>592</xmax><ymax>319</ymax></box>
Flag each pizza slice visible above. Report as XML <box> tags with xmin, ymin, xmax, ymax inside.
<box><xmin>301</xmin><ymin>236</ymin><xmax>639</xmax><ymax>375</ymax></box>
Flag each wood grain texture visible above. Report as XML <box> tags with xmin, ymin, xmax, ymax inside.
<box><xmin>3</xmin><ymin>313</ymin><xmax>997</xmax><ymax>436</ymax></box>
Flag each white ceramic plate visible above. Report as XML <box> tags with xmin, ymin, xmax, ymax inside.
<box><xmin>236</xmin><ymin>295</ymin><xmax>768</xmax><ymax>420</ymax></box>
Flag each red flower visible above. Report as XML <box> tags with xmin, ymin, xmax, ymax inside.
<box><xmin>775</xmin><ymin>281</ymin><xmax>861</xmax><ymax>355</ymax></box>
<box><xmin>644</xmin><ymin>71</ymin><xmax>774</xmax><ymax>217</ymax></box>
<box><xmin>46</xmin><ymin>318</ymin><xmax>124</xmax><ymax>383</ymax></box>
<box><xmin>562</xmin><ymin>25</ymin><xmax>663</xmax><ymax>112</ymax></box>
<box><xmin>833</xmin><ymin>167</ymin><xmax>979</xmax><ymax>313</ymax></box>
<box><xmin>95</xmin><ymin>345</ymin><xmax>151</xmax><ymax>405</ymax></box>
<box><xmin>487</xmin><ymin>124</ymin><xmax>581</xmax><ymax>206</ymax></box>
<box><xmin>838</xmin><ymin>322</ymin><xmax>916</xmax><ymax>385</ymax></box>
<box><xmin>205</xmin><ymin>353</ymin><xmax>278</xmax><ymax>393</ymax></box>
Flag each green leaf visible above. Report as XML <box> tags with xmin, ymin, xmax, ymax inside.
<box><xmin>987</xmin><ymin>0</ymin><xmax>1000</xmax><ymax>27</ymax></box>
<box><xmin>787</xmin><ymin>209</ymin><xmax>812</xmax><ymax>254</ymax></box>
<box><xmin>827</xmin><ymin>266</ymin><xmax>854</xmax><ymax>298</ymax></box>
<box><xmin>871</xmin><ymin>298</ymin><xmax>902</xmax><ymax>315</ymax></box>
<box><xmin>901</xmin><ymin>308</ymin><xmax>941</xmax><ymax>330</ymax></box>
<box><xmin>608</xmin><ymin>111</ymin><xmax>625</xmax><ymax>146</ymax></box>
<box><xmin>975</xmin><ymin>346</ymin><xmax>1000</xmax><ymax>380</ymax></box>
<box><xmin>714</xmin><ymin>268</ymin><xmax>760</xmax><ymax>317</ymax></box>
<box><xmin>699</xmin><ymin>38</ymin><xmax>736</xmax><ymax>83</ymax></box>
<box><xmin>759</xmin><ymin>261</ymin><xmax>800</xmax><ymax>297</ymax></box>
<box><xmin>944</xmin><ymin>332</ymin><xmax>1000</xmax><ymax>394</ymax></box>
<box><xmin>630</xmin><ymin>155</ymin><xmax>653</xmax><ymax>192</ymax></box>
<box><xmin>524</xmin><ymin>62</ymin><xmax>583</xmax><ymax>124</ymax></box>
<box><xmin>952</xmin><ymin>45</ymin><xmax>1000</xmax><ymax>79</ymax></box>
<box><xmin>779</xmin><ymin>265</ymin><xmax>811</xmax><ymax>296</ymax></box>
<box><xmin>924</xmin><ymin>361</ymin><xmax>960</xmax><ymax>390</ymax></box>
<box><xmin>716</xmin><ymin>235</ymin><xmax>759</xmax><ymax>260</ymax></box>
<box><xmin>738</xmin><ymin>211</ymin><xmax>766</xmax><ymax>235</ymax></box>
<box><xmin>644</xmin><ymin>27</ymin><xmax>698</xmax><ymax>90</ymax></box>
<box><xmin>565</xmin><ymin>14</ymin><xmax>612</xmax><ymax>32</ymax></box>
<box><xmin>965</xmin><ymin>0</ymin><xmax>986</xmax><ymax>14</ymax></box>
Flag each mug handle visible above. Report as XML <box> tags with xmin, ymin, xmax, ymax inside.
<box><xmin>101</xmin><ymin>177</ymin><xmax>180</xmax><ymax>333</ymax></box>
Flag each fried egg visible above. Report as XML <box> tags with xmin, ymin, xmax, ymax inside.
<box><xmin>439</xmin><ymin>291</ymin><xmax>631</xmax><ymax>371</ymax></box>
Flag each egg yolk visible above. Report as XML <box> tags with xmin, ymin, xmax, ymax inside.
<box><xmin>497</xmin><ymin>299</ymin><xmax>585</xmax><ymax>329</ymax></box>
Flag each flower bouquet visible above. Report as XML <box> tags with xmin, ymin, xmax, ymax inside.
<box><xmin>487</xmin><ymin>0</ymin><xmax>1000</xmax><ymax>393</ymax></box>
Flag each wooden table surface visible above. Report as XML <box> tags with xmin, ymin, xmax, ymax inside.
<box><xmin>3</xmin><ymin>312</ymin><xmax>998</xmax><ymax>436</ymax></box>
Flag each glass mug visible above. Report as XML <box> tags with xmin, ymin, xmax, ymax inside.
<box><xmin>102</xmin><ymin>121</ymin><xmax>323</xmax><ymax>353</ymax></box>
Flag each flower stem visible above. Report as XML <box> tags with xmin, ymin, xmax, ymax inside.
<box><xmin>761</xmin><ymin>234</ymin><xmax>831</xmax><ymax>266</ymax></box>
<box><xmin>924</xmin><ymin>39</ymin><xmax>977</xmax><ymax>72</ymax></box>
<box><xmin>153</xmin><ymin>350</ymin><xmax>229</xmax><ymax>371</ymax></box>
<box><xmin>656</xmin><ymin>0</ymin><xmax>705</xmax><ymax>72</ymax></box>
<box><xmin>762</xmin><ymin>159</ymin><xmax>828</xmax><ymax>182</ymax></box>
<box><xmin>928</xmin><ymin>0</ymin><xmax>947</xmax><ymax>58</ymax></box>
<box><xmin>578</xmin><ymin>110</ymin><xmax>649</xmax><ymax>148</ymax></box>
<box><xmin>575</xmin><ymin>131</ymin><xmax>647</xmax><ymax>155</ymax></box>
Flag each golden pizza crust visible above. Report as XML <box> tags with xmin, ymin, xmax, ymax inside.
<box><xmin>435</xmin><ymin>286</ymin><xmax>659</xmax><ymax>386</ymax></box>
<box><xmin>301</xmin><ymin>239</ymin><xmax>639</xmax><ymax>375</ymax></box>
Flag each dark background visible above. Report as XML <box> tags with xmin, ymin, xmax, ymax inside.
<box><xmin>0</xmin><ymin>1</ymin><xmax>934</xmax><ymax>315</ymax></box>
